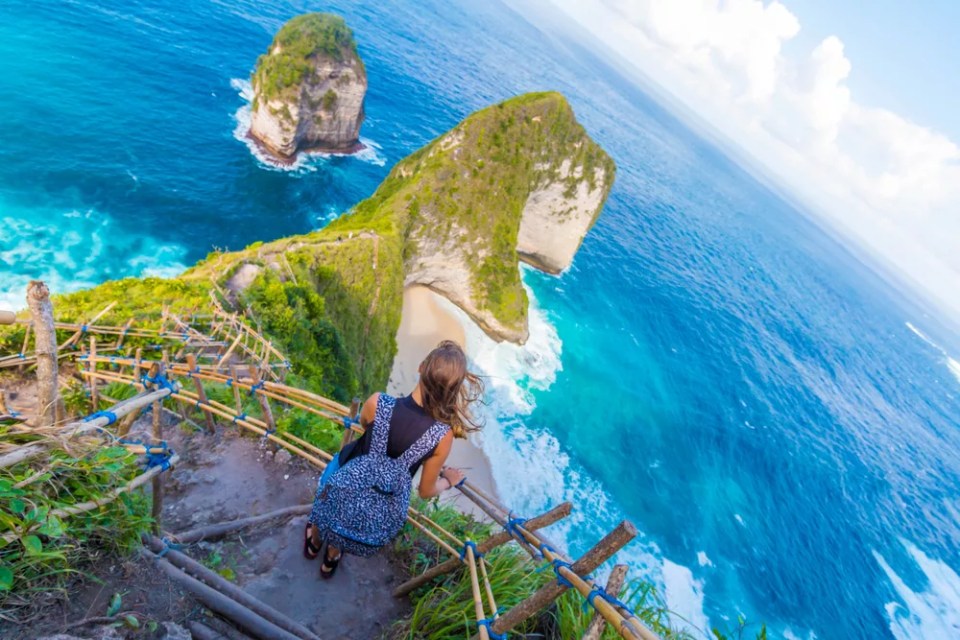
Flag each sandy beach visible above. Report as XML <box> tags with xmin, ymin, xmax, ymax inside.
<box><xmin>388</xmin><ymin>285</ymin><xmax>500</xmax><ymax>518</ymax></box>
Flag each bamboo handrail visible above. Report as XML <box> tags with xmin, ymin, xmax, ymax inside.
<box><xmin>0</xmin><ymin>387</ymin><xmax>173</xmax><ymax>470</ymax></box>
<box><xmin>459</xmin><ymin>484</ymin><xmax>654</xmax><ymax>640</ymax></box>
<box><xmin>1</xmin><ymin>453</ymin><xmax>180</xmax><ymax>543</ymax></box>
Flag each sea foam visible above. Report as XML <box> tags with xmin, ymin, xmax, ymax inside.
<box><xmin>905</xmin><ymin>322</ymin><xmax>960</xmax><ymax>387</ymax></box>
<box><xmin>874</xmin><ymin>540</ymin><xmax>960</xmax><ymax>639</ymax></box>
<box><xmin>230</xmin><ymin>79</ymin><xmax>385</xmax><ymax>173</ymax></box>
<box><xmin>0</xmin><ymin>207</ymin><xmax>186</xmax><ymax>311</ymax></box>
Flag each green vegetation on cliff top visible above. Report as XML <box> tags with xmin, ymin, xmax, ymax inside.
<box><xmin>331</xmin><ymin>90</ymin><xmax>615</xmax><ymax>335</ymax></box>
<box><xmin>252</xmin><ymin>13</ymin><xmax>362</xmax><ymax>103</ymax></box>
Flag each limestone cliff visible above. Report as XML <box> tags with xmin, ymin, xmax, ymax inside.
<box><xmin>249</xmin><ymin>13</ymin><xmax>366</xmax><ymax>158</ymax></box>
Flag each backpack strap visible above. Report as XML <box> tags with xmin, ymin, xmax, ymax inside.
<box><xmin>398</xmin><ymin>421</ymin><xmax>450</xmax><ymax>467</ymax></box>
<box><xmin>370</xmin><ymin>394</ymin><xmax>397</xmax><ymax>456</ymax></box>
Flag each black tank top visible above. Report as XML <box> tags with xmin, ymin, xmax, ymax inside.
<box><xmin>341</xmin><ymin>394</ymin><xmax>442</xmax><ymax>475</ymax></box>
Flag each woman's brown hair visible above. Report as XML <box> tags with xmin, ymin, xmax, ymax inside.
<box><xmin>418</xmin><ymin>340</ymin><xmax>484</xmax><ymax>438</ymax></box>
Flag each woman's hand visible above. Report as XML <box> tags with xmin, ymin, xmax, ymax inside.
<box><xmin>440</xmin><ymin>467</ymin><xmax>465</xmax><ymax>490</ymax></box>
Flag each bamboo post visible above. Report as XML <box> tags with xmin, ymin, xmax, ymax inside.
<box><xmin>339</xmin><ymin>397</ymin><xmax>361</xmax><ymax>451</ymax></box>
<box><xmin>466</xmin><ymin>542</ymin><xmax>490</xmax><ymax>640</ymax></box>
<box><xmin>230</xmin><ymin>365</ymin><xmax>242</xmax><ymax>412</ymax></box>
<box><xmin>479</xmin><ymin>557</ymin><xmax>499</xmax><ymax>623</ymax></box>
<box><xmin>188</xmin><ymin>354</ymin><xmax>216</xmax><ymax>434</ymax></box>
<box><xmin>17</xmin><ymin>323</ymin><xmax>31</xmax><ymax>374</ymax></box>
<box><xmin>250</xmin><ymin>367</ymin><xmax>277</xmax><ymax>450</ymax></box>
<box><xmin>115</xmin><ymin>318</ymin><xmax>133</xmax><ymax>352</ymax></box>
<box><xmin>89</xmin><ymin>337</ymin><xmax>99</xmax><ymax>412</ymax></box>
<box><xmin>489</xmin><ymin>521</ymin><xmax>640</xmax><ymax>638</ymax></box>
<box><xmin>27</xmin><ymin>281</ymin><xmax>61</xmax><ymax>426</ymax></box>
<box><xmin>218</xmin><ymin>325</ymin><xmax>244</xmax><ymax>369</ymax></box>
<box><xmin>59</xmin><ymin>301</ymin><xmax>116</xmax><ymax>350</ymax></box>
<box><xmin>151</xmin><ymin>397</ymin><xmax>163</xmax><ymax>535</ymax></box>
<box><xmin>393</xmin><ymin>502</ymin><xmax>573</xmax><ymax>597</ymax></box>
<box><xmin>582</xmin><ymin>564</ymin><xmax>630</xmax><ymax>640</ymax></box>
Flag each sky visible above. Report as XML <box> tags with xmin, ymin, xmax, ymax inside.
<box><xmin>519</xmin><ymin>0</ymin><xmax>960</xmax><ymax>323</ymax></box>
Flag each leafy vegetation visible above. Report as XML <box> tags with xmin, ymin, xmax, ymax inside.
<box><xmin>0</xmin><ymin>444</ymin><xmax>150</xmax><ymax>611</ymax></box>
<box><xmin>252</xmin><ymin>13</ymin><xmax>361</xmax><ymax>103</ymax></box>
<box><xmin>390</xmin><ymin>498</ymin><xmax>766</xmax><ymax>640</ymax></box>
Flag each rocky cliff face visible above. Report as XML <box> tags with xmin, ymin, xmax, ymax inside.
<box><xmin>249</xmin><ymin>13</ymin><xmax>366</xmax><ymax>159</ymax></box>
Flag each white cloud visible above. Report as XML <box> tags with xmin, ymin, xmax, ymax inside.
<box><xmin>542</xmin><ymin>0</ymin><xmax>960</xmax><ymax>320</ymax></box>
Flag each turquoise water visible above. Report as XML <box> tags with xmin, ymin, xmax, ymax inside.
<box><xmin>3</xmin><ymin>1</ymin><xmax>960</xmax><ymax>638</ymax></box>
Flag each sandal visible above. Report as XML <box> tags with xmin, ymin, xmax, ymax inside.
<box><xmin>320</xmin><ymin>544</ymin><xmax>341</xmax><ymax>579</ymax></box>
<box><xmin>303</xmin><ymin>523</ymin><xmax>322</xmax><ymax>560</ymax></box>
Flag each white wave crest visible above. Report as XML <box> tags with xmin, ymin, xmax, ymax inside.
<box><xmin>904</xmin><ymin>321</ymin><xmax>960</xmax><ymax>387</ymax></box>
<box><xmin>0</xmin><ymin>207</ymin><xmax>186</xmax><ymax>312</ymax></box>
<box><xmin>433</xmin><ymin>273</ymin><xmax>714</xmax><ymax>638</ymax></box>
<box><xmin>663</xmin><ymin>559</ymin><xmax>711</xmax><ymax>636</ymax></box>
<box><xmin>230</xmin><ymin>78</ymin><xmax>385</xmax><ymax>172</ymax></box>
<box><xmin>874</xmin><ymin>540</ymin><xmax>960</xmax><ymax>639</ymax></box>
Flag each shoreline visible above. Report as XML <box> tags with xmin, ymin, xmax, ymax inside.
<box><xmin>244</xmin><ymin>129</ymin><xmax>365</xmax><ymax>166</ymax></box>
<box><xmin>388</xmin><ymin>285</ymin><xmax>500</xmax><ymax>519</ymax></box>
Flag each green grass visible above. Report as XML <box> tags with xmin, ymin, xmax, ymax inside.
<box><xmin>252</xmin><ymin>13</ymin><xmax>362</xmax><ymax>103</ymax></box>
<box><xmin>390</xmin><ymin>500</ymin><xmax>766</xmax><ymax>640</ymax></box>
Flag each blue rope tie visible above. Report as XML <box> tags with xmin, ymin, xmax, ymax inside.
<box><xmin>551</xmin><ymin>558</ymin><xmax>576</xmax><ymax>589</ymax></box>
<box><xmin>585</xmin><ymin>585</ymin><xmax>633</xmax><ymax>614</ymax></box>
<box><xmin>460</xmin><ymin>540</ymin><xmax>482</xmax><ymax>562</ymax></box>
<box><xmin>504</xmin><ymin>515</ymin><xmax>527</xmax><ymax>540</ymax></box>
<box><xmin>9</xmin><ymin>409</ymin><xmax>20</xmax><ymax>417</ymax></box>
<box><xmin>156</xmin><ymin>536</ymin><xmax>182</xmax><ymax>558</ymax></box>
<box><xmin>144</xmin><ymin>442</ymin><xmax>174</xmax><ymax>471</ymax></box>
<box><xmin>476</xmin><ymin>619</ymin><xmax>506</xmax><ymax>640</ymax></box>
<box><xmin>83</xmin><ymin>410</ymin><xmax>118</xmax><ymax>426</ymax></box>
<box><xmin>80</xmin><ymin>325</ymin><xmax>88</xmax><ymax>332</ymax></box>
<box><xmin>248</xmin><ymin>381</ymin><xmax>265</xmax><ymax>396</ymax></box>
<box><xmin>225</xmin><ymin>377</ymin><xmax>234</xmax><ymax>387</ymax></box>
<box><xmin>17</xmin><ymin>353</ymin><xmax>24</xmax><ymax>359</ymax></box>
<box><xmin>341</xmin><ymin>416</ymin><xmax>355</xmax><ymax>430</ymax></box>
<box><xmin>232</xmin><ymin>413</ymin><xmax>247</xmax><ymax>424</ymax></box>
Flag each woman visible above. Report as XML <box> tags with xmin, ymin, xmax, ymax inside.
<box><xmin>305</xmin><ymin>340</ymin><xmax>483</xmax><ymax>578</ymax></box>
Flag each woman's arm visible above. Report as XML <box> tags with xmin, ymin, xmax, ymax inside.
<box><xmin>418</xmin><ymin>431</ymin><xmax>463</xmax><ymax>499</ymax></box>
<box><xmin>359</xmin><ymin>392</ymin><xmax>380</xmax><ymax>427</ymax></box>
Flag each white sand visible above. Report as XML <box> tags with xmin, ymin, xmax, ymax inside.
<box><xmin>388</xmin><ymin>286</ymin><xmax>500</xmax><ymax>518</ymax></box>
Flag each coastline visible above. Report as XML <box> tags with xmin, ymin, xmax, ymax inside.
<box><xmin>388</xmin><ymin>285</ymin><xmax>500</xmax><ymax>519</ymax></box>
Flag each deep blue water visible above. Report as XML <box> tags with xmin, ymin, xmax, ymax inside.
<box><xmin>3</xmin><ymin>1</ymin><xmax>960</xmax><ymax>638</ymax></box>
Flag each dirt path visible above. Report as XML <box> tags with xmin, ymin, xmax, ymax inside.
<box><xmin>161</xmin><ymin>419</ymin><xmax>410</xmax><ymax>639</ymax></box>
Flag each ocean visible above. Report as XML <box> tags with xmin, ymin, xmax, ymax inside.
<box><xmin>3</xmin><ymin>1</ymin><xmax>960</xmax><ymax>638</ymax></box>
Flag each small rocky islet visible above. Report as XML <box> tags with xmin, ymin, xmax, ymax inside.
<box><xmin>248</xmin><ymin>13</ymin><xmax>367</xmax><ymax>160</ymax></box>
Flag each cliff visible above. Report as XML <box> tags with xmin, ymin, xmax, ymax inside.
<box><xmin>249</xmin><ymin>13</ymin><xmax>366</xmax><ymax>158</ymax></box>
<box><xmin>384</xmin><ymin>92</ymin><xmax>615</xmax><ymax>341</ymax></box>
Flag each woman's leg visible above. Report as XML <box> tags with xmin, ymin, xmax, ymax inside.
<box><xmin>320</xmin><ymin>543</ymin><xmax>342</xmax><ymax>577</ymax></box>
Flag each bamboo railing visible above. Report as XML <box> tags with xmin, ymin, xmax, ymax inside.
<box><xmin>1</xmin><ymin>297</ymin><xmax>660</xmax><ymax>640</ymax></box>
